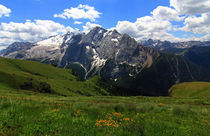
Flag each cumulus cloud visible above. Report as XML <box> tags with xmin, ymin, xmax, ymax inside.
<box><xmin>115</xmin><ymin>15</ymin><xmax>177</xmax><ymax>41</ymax></box>
<box><xmin>115</xmin><ymin>0</ymin><xmax>210</xmax><ymax>41</ymax></box>
<box><xmin>114</xmin><ymin>5</ymin><xmax>186</xmax><ymax>41</ymax></box>
<box><xmin>151</xmin><ymin>6</ymin><xmax>184</xmax><ymax>21</ymax></box>
<box><xmin>178</xmin><ymin>13</ymin><xmax>210</xmax><ymax>34</ymax></box>
<box><xmin>170</xmin><ymin>0</ymin><xmax>210</xmax><ymax>15</ymax></box>
<box><xmin>54</xmin><ymin>4</ymin><xmax>101</xmax><ymax>22</ymax></box>
<box><xmin>82</xmin><ymin>22</ymin><xmax>101</xmax><ymax>33</ymax></box>
<box><xmin>0</xmin><ymin>20</ymin><xmax>75</xmax><ymax>47</ymax></box>
<box><xmin>169</xmin><ymin>0</ymin><xmax>210</xmax><ymax>40</ymax></box>
<box><xmin>0</xmin><ymin>4</ymin><xmax>11</xmax><ymax>18</ymax></box>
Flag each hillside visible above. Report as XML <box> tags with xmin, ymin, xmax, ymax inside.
<box><xmin>158</xmin><ymin>46</ymin><xmax>210</xmax><ymax>71</ymax></box>
<box><xmin>113</xmin><ymin>53</ymin><xmax>210</xmax><ymax>96</ymax></box>
<box><xmin>0</xmin><ymin>57</ymin><xmax>112</xmax><ymax>96</ymax></box>
<box><xmin>141</xmin><ymin>43</ymin><xmax>210</xmax><ymax>71</ymax></box>
<box><xmin>2</xmin><ymin>27</ymin><xmax>210</xmax><ymax>96</ymax></box>
<box><xmin>181</xmin><ymin>46</ymin><xmax>210</xmax><ymax>71</ymax></box>
<box><xmin>169</xmin><ymin>82</ymin><xmax>210</xmax><ymax>97</ymax></box>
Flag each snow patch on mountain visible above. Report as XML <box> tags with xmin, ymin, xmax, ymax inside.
<box><xmin>36</xmin><ymin>35</ymin><xmax>63</xmax><ymax>49</ymax></box>
<box><xmin>111</xmin><ymin>38</ymin><xmax>119</xmax><ymax>43</ymax></box>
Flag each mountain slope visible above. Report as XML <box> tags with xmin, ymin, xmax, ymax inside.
<box><xmin>1</xmin><ymin>27</ymin><xmax>210</xmax><ymax>96</ymax></box>
<box><xmin>0</xmin><ymin>27</ymin><xmax>160</xmax><ymax>80</ymax></box>
<box><xmin>180</xmin><ymin>46</ymin><xmax>210</xmax><ymax>71</ymax></box>
<box><xmin>0</xmin><ymin>57</ymin><xmax>112</xmax><ymax>96</ymax></box>
<box><xmin>140</xmin><ymin>40</ymin><xmax>210</xmax><ymax>71</ymax></box>
<box><xmin>113</xmin><ymin>53</ymin><xmax>210</xmax><ymax>96</ymax></box>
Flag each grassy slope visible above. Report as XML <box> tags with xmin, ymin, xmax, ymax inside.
<box><xmin>0</xmin><ymin>57</ymin><xmax>111</xmax><ymax>96</ymax></box>
<box><xmin>170</xmin><ymin>82</ymin><xmax>210</xmax><ymax>97</ymax></box>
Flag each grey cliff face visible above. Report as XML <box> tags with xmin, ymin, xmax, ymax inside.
<box><xmin>0</xmin><ymin>42</ymin><xmax>36</xmax><ymax>59</ymax></box>
<box><xmin>0</xmin><ymin>27</ymin><xmax>160</xmax><ymax>80</ymax></box>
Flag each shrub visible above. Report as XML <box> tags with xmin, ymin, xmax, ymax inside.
<box><xmin>20</xmin><ymin>82</ymin><xmax>33</xmax><ymax>90</ymax></box>
<box><xmin>38</xmin><ymin>82</ymin><xmax>52</xmax><ymax>93</ymax></box>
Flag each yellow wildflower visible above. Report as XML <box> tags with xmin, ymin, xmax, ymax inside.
<box><xmin>112</xmin><ymin>112</ymin><xmax>122</xmax><ymax>116</ymax></box>
<box><xmin>123</xmin><ymin>117</ymin><xmax>130</xmax><ymax>121</ymax></box>
<box><xmin>51</xmin><ymin>109</ymin><xmax>59</xmax><ymax>112</ymax></box>
<box><xmin>159</xmin><ymin>103</ymin><xmax>164</xmax><ymax>106</ymax></box>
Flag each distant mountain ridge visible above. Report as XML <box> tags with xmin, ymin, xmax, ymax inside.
<box><xmin>1</xmin><ymin>27</ymin><xmax>210</xmax><ymax>96</ymax></box>
<box><xmin>140</xmin><ymin>39</ymin><xmax>210</xmax><ymax>52</ymax></box>
<box><xmin>139</xmin><ymin>39</ymin><xmax>210</xmax><ymax>71</ymax></box>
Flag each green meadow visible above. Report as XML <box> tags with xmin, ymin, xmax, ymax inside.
<box><xmin>0</xmin><ymin>90</ymin><xmax>209</xmax><ymax>136</ymax></box>
<box><xmin>0</xmin><ymin>57</ymin><xmax>209</xmax><ymax>136</ymax></box>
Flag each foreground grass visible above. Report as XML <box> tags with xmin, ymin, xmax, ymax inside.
<box><xmin>0</xmin><ymin>90</ymin><xmax>209</xmax><ymax>136</ymax></box>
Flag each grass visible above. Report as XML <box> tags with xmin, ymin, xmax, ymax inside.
<box><xmin>0</xmin><ymin>89</ymin><xmax>209</xmax><ymax>136</ymax></box>
<box><xmin>170</xmin><ymin>82</ymin><xmax>210</xmax><ymax>97</ymax></box>
<box><xmin>0</xmin><ymin>57</ymin><xmax>111</xmax><ymax>96</ymax></box>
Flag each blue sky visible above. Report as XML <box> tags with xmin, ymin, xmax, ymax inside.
<box><xmin>0</xmin><ymin>0</ymin><xmax>169</xmax><ymax>28</ymax></box>
<box><xmin>0</xmin><ymin>0</ymin><xmax>210</xmax><ymax>49</ymax></box>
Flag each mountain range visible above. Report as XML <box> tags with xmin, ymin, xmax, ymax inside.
<box><xmin>1</xmin><ymin>27</ymin><xmax>210</xmax><ymax>96</ymax></box>
<box><xmin>140</xmin><ymin>39</ymin><xmax>210</xmax><ymax>51</ymax></box>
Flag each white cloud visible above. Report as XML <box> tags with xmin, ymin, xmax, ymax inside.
<box><xmin>0</xmin><ymin>4</ymin><xmax>11</xmax><ymax>18</ymax></box>
<box><xmin>178</xmin><ymin>34</ymin><xmax>210</xmax><ymax>42</ymax></box>
<box><xmin>82</xmin><ymin>22</ymin><xmax>101</xmax><ymax>33</ymax></box>
<box><xmin>151</xmin><ymin>6</ymin><xmax>184</xmax><ymax>21</ymax></box>
<box><xmin>114</xmin><ymin>5</ymin><xmax>186</xmax><ymax>41</ymax></box>
<box><xmin>74</xmin><ymin>21</ymin><xmax>83</xmax><ymax>25</ymax></box>
<box><xmin>115</xmin><ymin>16</ymin><xmax>175</xmax><ymax>41</ymax></box>
<box><xmin>0</xmin><ymin>20</ymin><xmax>75</xmax><ymax>47</ymax></box>
<box><xmin>169</xmin><ymin>0</ymin><xmax>210</xmax><ymax>40</ymax></box>
<box><xmin>178</xmin><ymin>13</ymin><xmax>210</xmax><ymax>34</ymax></box>
<box><xmin>170</xmin><ymin>0</ymin><xmax>210</xmax><ymax>15</ymax></box>
<box><xmin>115</xmin><ymin>0</ymin><xmax>210</xmax><ymax>42</ymax></box>
<box><xmin>0</xmin><ymin>45</ymin><xmax>7</xmax><ymax>51</ymax></box>
<box><xmin>54</xmin><ymin>4</ymin><xmax>101</xmax><ymax>22</ymax></box>
<box><xmin>199</xmin><ymin>34</ymin><xmax>210</xmax><ymax>41</ymax></box>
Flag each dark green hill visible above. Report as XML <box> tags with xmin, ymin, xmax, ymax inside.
<box><xmin>0</xmin><ymin>57</ymin><xmax>112</xmax><ymax>96</ymax></box>
<box><xmin>181</xmin><ymin>46</ymin><xmax>210</xmax><ymax>71</ymax></box>
<box><xmin>158</xmin><ymin>46</ymin><xmax>210</xmax><ymax>71</ymax></box>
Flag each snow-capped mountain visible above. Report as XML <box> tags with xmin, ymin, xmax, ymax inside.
<box><xmin>1</xmin><ymin>27</ymin><xmax>160</xmax><ymax>80</ymax></box>
<box><xmin>140</xmin><ymin>39</ymin><xmax>210</xmax><ymax>51</ymax></box>
<box><xmin>1</xmin><ymin>27</ymin><xmax>210</xmax><ymax>96</ymax></box>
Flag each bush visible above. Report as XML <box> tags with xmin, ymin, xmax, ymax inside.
<box><xmin>38</xmin><ymin>82</ymin><xmax>52</xmax><ymax>93</ymax></box>
<box><xmin>20</xmin><ymin>82</ymin><xmax>33</xmax><ymax>90</ymax></box>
